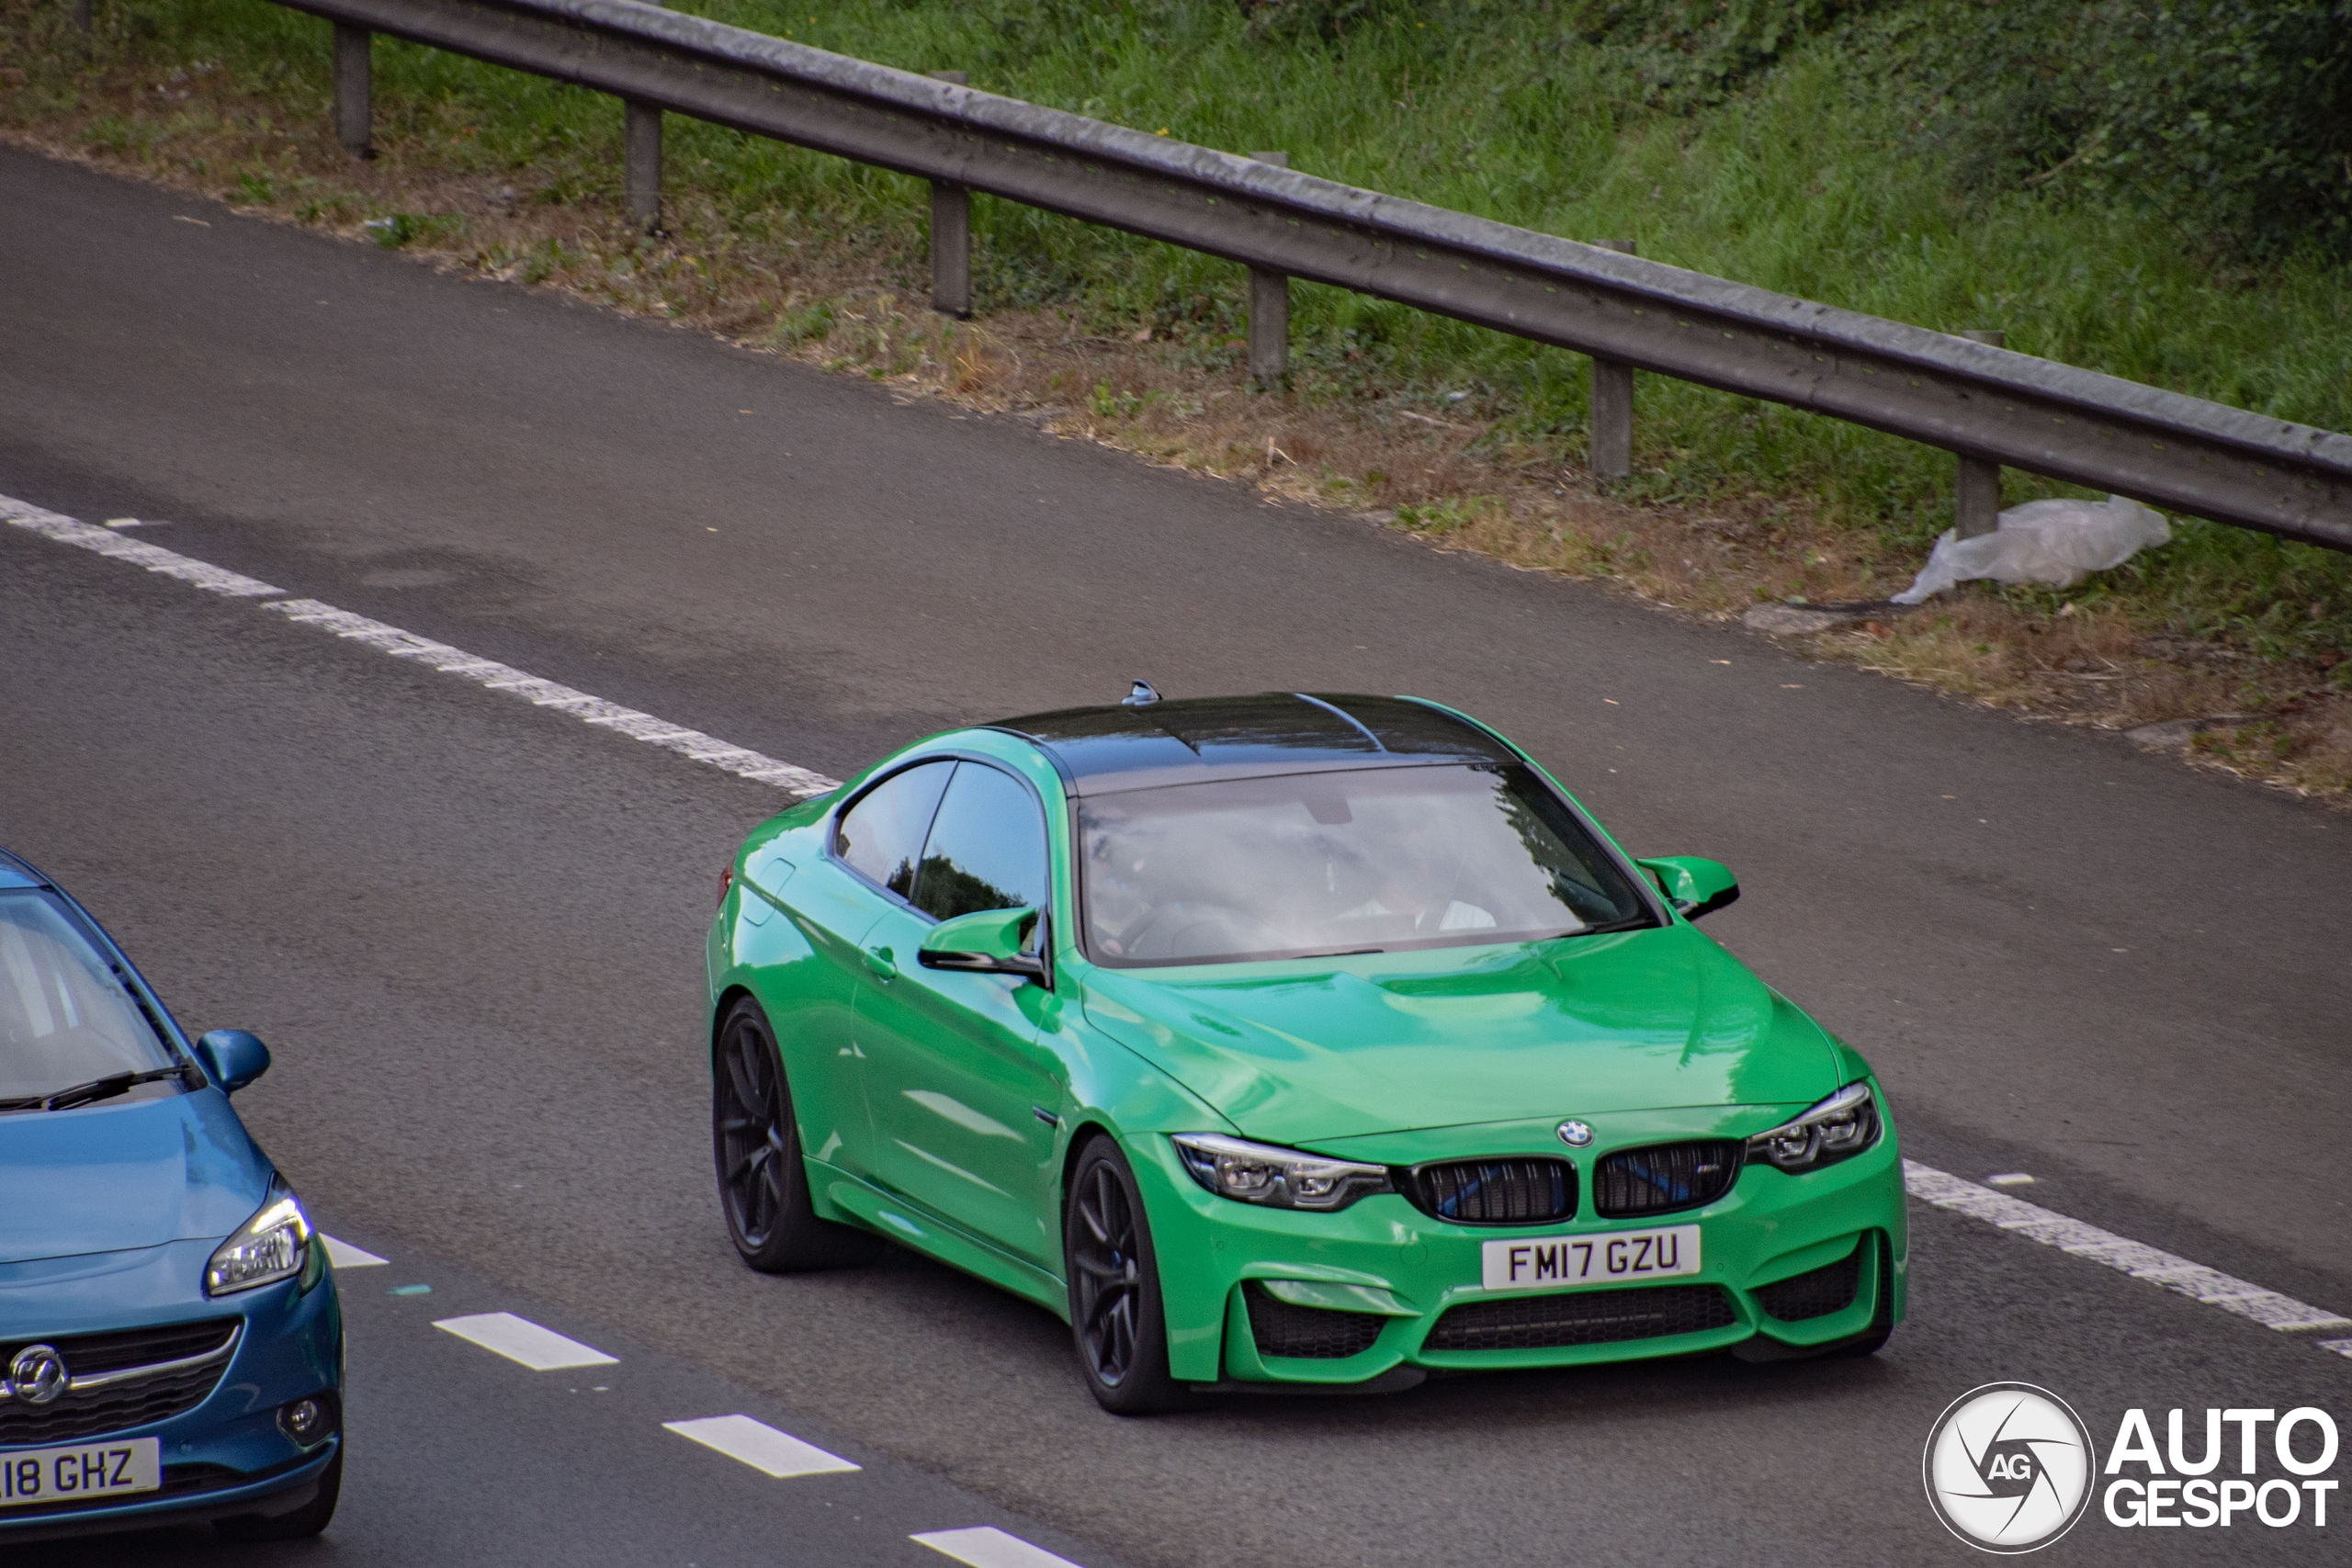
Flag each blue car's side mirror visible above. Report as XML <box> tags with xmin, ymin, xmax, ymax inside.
<box><xmin>194</xmin><ymin>1030</ymin><xmax>272</xmax><ymax>1094</ymax></box>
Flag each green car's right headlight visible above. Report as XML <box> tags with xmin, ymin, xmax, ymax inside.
<box><xmin>1170</xmin><ymin>1133</ymin><xmax>1394</xmax><ymax>1212</ymax></box>
<box><xmin>1747</xmin><ymin>1081</ymin><xmax>1883</xmax><ymax>1173</ymax></box>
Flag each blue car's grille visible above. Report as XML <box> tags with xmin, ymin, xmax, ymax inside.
<box><xmin>0</xmin><ymin>1319</ymin><xmax>239</xmax><ymax>1447</ymax></box>
<box><xmin>1426</xmin><ymin>1283</ymin><xmax>1737</xmax><ymax>1351</ymax></box>
<box><xmin>1397</xmin><ymin>1157</ymin><xmax>1576</xmax><ymax>1225</ymax></box>
<box><xmin>1591</xmin><ymin>1140</ymin><xmax>1741</xmax><ymax>1218</ymax></box>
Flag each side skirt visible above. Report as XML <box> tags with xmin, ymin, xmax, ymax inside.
<box><xmin>815</xmin><ymin>1165</ymin><xmax>1069</xmax><ymax>1318</ymax></box>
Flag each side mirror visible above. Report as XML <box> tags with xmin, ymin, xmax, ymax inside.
<box><xmin>919</xmin><ymin>908</ymin><xmax>1048</xmax><ymax>984</ymax></box>
<box><xmin>193</xmin><ymin>1030</ymin><xmax>272</xmax><ymax>1094</ymax></box>
<box><xmin>1637</xmin><ymin>857</ymin><xmax>1740</xmax><ymax>921</ymax></box>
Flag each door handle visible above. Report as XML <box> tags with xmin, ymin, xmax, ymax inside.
<box><xmin>863</xmin><ymin>944</ymin><xmax>898</xmax><ymax>982</ymax></box>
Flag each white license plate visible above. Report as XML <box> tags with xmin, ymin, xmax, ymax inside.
<box><xmin>1480</xmin><ymin>1224</ymin><xmax>1702</xmax><ymax>1292</ymax></box>
<box><xmin>0</xmin><ymin>1437</ymin><xmax>161</xmax><ymax>1508</ymax></box>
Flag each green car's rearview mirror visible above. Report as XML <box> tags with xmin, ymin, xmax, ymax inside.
<box><xmin>918</xmin><ymin>907</ymin><xmax>1049</xmax><ymax>983</ymax></box>
<box><xmin>1637</xmin><ymin>856</ymin><xmax>1740</xmax><ymax>921</ymax></box>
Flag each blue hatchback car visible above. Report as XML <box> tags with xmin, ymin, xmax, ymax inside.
<box><xmin>0</xmin><ymin>848</ymin><xmax>343</xmax><ymax>1543</ymax></box>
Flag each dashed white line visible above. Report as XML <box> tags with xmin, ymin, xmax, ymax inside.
<box><xmin>662</xmin><ymin>1415</ymin><xmax>861</xmax><ymax>1477</ymax></box>
<box><xmin>320</xmin><ymin>1235</ymin><xmax>387</xmax><ymax>1269</ymax></box>
<box><xmin>434</xmin><ymin>1311</ymin><xmax>619</xmax><ymax>1370</ymax></box>
<box><xmin>1</xmin><ymin>491</ymin><xmax>838</xmax><ymax>799</ymax></box>
<box><xmin>1905</xmin><ymin>1160</ymin><xmax>2350</xmax><ymax>1334</ymax></box>
<box><xmin>6</xmin><ymin>500</ymin><xmax>282</xmax><ymax>596</ymax></box>
<box><xmin>913</xmin><ymin>1527</ymin><xmax>1084</xmax><ymax>1568</ymax></box>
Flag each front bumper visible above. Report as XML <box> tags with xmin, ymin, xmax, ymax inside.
<box><xmin>0</xmin><ymin>1239</ymin><xmax>344</xmax><ymax>1541</ymax></box>
<box><xmin>1136</xmin><ymin>1107</ymin><xmax>1907</xmax><ymax>1385</ymax></box>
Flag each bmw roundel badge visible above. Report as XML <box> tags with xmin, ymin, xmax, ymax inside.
<box><xmin>1556</xmin><ymin>1120</ymin><xmax>1594</xmax><ymax>1147</ymax></box>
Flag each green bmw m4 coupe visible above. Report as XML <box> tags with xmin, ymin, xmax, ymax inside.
<box><xmin>705</xmin><ymin>691</ymin><xmax>1905</xmax><ymax>1412</ymax></box>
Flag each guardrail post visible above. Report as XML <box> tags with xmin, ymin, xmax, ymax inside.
<box><xmin>1248</xmin><ymin>152</ymin><xmax>1289</xmax><ymax>390</ymax></box>
<box><xmin>625</xmin><ymin>100</ymin><xmax>663</xmax><ymax>233</ymax></box>
<box><xmin>928</xmin><ymin>72</ymin><xmax>970</xmax><ymax>318</ymax></box>
<box><xmin>333</xmin><ymin>23</ymin><xmax>373</xmax><ymax>160</ymax></box>
<box><xmin>1955</xmin><ymin>329</ymin><xmax>2006</xmax><ymax>537</ymax></box>
<box><xmin>1589</xmin><ymin>239</ymin><xmax>1636</xmax><ymax>481</ymax></box>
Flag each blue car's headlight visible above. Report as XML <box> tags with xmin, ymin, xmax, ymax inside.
<box><xmin>206</xmin><ymin>1181</ymin><xmax>314</xmax><ymax>1296</ymax></box>
<box><xmin>1747</xmin><ymin>1082</ymin><xmax>1883</xmax><ymax>1173</ymax></box>
<box><xmin>1170</xmin><ymin>1133</ymin><xmax>1394</xmax><ymax>1213</ymax></box>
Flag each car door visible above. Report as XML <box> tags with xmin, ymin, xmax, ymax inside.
<box><xmin>853</xmin><ymin>759</ymin><xmax>1065</xmax><ymax>1269</ymax></box>
<box><xmin>775</xmin><ymin>757</ymin><xmax>956</xmax><ymax>1182</ymax></box>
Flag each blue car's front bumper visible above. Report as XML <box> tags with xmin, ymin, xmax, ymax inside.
<box><xmin>0</xmin><ymin>1238</ymin><xmax>344</xmax><ymax>1543</ymax></box>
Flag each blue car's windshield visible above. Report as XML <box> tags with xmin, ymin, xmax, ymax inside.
<box><xmin>0</xmin><ymin>890</ymin><xmax>177</xmax><ymax>1102</ymax></box>
<box><xmin>1079</xmin><ymin>762</ymin><xmax>1657</xmax><ymax>967</ymax></box>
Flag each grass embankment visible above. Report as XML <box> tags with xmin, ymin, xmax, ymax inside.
<box><xmin>5</xmin><ymin>0</ymin><xmax>2349</xmax><ymax>793</ymax></box>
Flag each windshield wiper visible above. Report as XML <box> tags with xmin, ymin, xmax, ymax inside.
<box><xmin>0</xmin><ymin>1066</ymin><xmax>194</xmax><ymax>1114</ymax></box>
<box><xmin>1565</xmin><ymin>915</ymin><xmax>1657</xmax><ymax>938</ymax></box>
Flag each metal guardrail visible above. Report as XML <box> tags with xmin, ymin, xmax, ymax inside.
<box><xmin>279</xmin><ymin>0</ymin><xmax>2352</xmax><ymax>551</ymax></box>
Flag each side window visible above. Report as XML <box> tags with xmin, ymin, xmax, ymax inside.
<box><xmin>834</xmin><ymin>761</ymin><xmax>955</xmax><ymax>900</ymax></box>
<box><xmin>911</xmin><ymin>763</ymin><xmax>1050</xmax><ymax>922</ymax></box>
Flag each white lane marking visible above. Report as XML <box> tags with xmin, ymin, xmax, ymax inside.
<box><xmin>2319</xmin><ymin>1340</ymin><xmax>2352</xmax><ymax>1359</ymax></box>
<box><xmin>320</xmin><ymin>1235</ymin><xmax>387</xmax><ymax>1269</ymax></box>
<box><xmin>4</xmin><ymin>498</ymin><xmax>282</xmax><ymax>596</ymax></box>
<box><xmin>1905</xmin><ymin>1160</ymin><xmax>2351</xmax><ymax>1333</ymax></box>
<box><xmin>258</xmin><ymin>599</ymin><xmax>839</xmax><ymax>795</ymax></box>
<box><xmin>662</xmin><ymin>1415</ymin><xmax>861</xmax><ymax>1477</ymax></box>
<box><xmin>1984</xmin><ymin>1172</ymin><xmax>2035</xmax><ymax>1187</ymax></box>
<box><xmin>1</xmin><ymin>490</ymin><xmax>839</xmax><ymax>799</ymax></box>
<box><xmin>913</xmin><ymin>1527</ymin><xmax>1083</xmax><ymax>1568</ymax></box>
<box><xmin>433</xmin><ymin>1312</ymin><xmax>619</xmax><ymax>1370</ymax></box>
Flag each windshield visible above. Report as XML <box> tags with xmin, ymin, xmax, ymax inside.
<box><xmin>0</xmin><ymin>891</ymin><xmax>177</xmax><ymax>1101</ymax></box>
<box><xmin>1079</xmin><ymin>763</ymin><xmax>1657</xmax><ymax>966</ymax></box>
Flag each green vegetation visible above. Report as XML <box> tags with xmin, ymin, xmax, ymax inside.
<box><xmin>10</xmin><ymin>0</ymin><xmax>2349</xmax><ymax>661</ymax></box>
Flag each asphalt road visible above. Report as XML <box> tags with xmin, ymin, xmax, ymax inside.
<box><xmin>3</xmin><ymin>143</ymin><xmax>2347</xmax><ymax>1563</ymax></box>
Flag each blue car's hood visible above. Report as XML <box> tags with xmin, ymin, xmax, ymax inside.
<box><xmin>0</xmin><ymin>1092</ymin><xmax>273</xmax><ymax>1265</ymax></box>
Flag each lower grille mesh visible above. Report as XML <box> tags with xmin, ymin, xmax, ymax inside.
<box><xmin>1244</xmin><ymin>1282</ymin><xmax>1386</xmax><ymax>1359</ymax></box>
<box><xmin>1426</xmin><ymin>1284</ymin><xmax>1736</xmax><ymax>1352</ymax></box>
<box><xmin>1752</xmin><ymin>1246</ymin><xmax>1865</xmax><ymax>1322</ymax></box>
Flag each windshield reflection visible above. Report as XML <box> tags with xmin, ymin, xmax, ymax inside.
<box><xmin>1080</xmin><ymin>764</ymin><xmax>1654</xmax><ymax>966</ymax></box>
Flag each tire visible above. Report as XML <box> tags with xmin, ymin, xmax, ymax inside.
<box><xmin>1063</xmin><ymin>1135</ymin><xmax>1189</xmax><ymax>1415</ymax></box>
<box><xmin>713</xmin><ymin>997</ymin><xmax>877</xmax><ymax>1271</ymax></box>
<box><xmin>215</xmin><ymin>1447</ymin><xmax>340</xmax><ymax>1540</ymax></box>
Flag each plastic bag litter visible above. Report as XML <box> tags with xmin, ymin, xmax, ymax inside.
<box><xmin>1891</xmin><ymin>495</ymin><xmax>2170</xmax><ymax>604</ymax></box>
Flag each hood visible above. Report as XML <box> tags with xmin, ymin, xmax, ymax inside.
<box><xmin>1080</xmin><ymin>924</ymin><xmax>1842</xmax><ymax>1144</ymax></box>
<box><xmin>0</xmin><ymin>1092</ymin><xmax>274</xmax><ymax>1265</ymax></box>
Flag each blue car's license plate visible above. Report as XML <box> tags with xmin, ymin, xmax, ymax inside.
<box><xmin>1</xmin><ymin>1437</ymin><xmax>161</xmax><ymax>1508</ymax></box>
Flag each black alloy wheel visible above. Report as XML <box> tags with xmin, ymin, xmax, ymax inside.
<box><xmin>713</xmin><ymin>997</ymin><xmax>876</xmax><ymax>1271</ymax></box>
<box><xmin>1064</xmin><ymin>1135</ymin><xmax>1187</xmax><ymax>1414</ymax></box>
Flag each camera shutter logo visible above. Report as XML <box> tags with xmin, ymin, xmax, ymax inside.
<box><xmin>1923</xmin><ymin>1382</ymin><xmax>2098</xmax><ymax>1552</ymax></box>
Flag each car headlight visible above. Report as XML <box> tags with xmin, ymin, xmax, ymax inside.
<box><xmin>205</xmin><ymin>1181</ymin><xmax>314</xmax><ymax>1296</ymax></box>
<box><xmin>1747</xmin><ymin>1081</ymin><xmax>1883</xmax><ymax>1173</ymax></box>
<box><xmin>1170</xmin><ymin>1133</ymin><xmax>1394</xmax><ymax>1213</ymax></box>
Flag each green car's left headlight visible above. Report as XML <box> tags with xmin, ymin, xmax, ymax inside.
<box><xmin>1171</xmin><ymin>1133</ymin><xmax>1394</xmax><ymax>1213</ymax></box>
<box><xmin>205</xmin><ymin>1180</ymin><xmax>315</xmax><ymax>1296</ymax></box>
<box><xmin>1746</xmin><ymin>1081</ymin><xmax>1883</xmax><ymax>1173</ymax></box>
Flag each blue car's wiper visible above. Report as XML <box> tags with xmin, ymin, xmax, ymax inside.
<box><xmin>0</xmin><ymin>1065</ymin><xmax>193</xmax><ymax>1114</ymax></box>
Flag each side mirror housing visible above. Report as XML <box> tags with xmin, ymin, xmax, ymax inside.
<box><xmin>918</xmin><ymin>908</ymin><xmax>1049</xmax><ymax>984</ymax></box>
<box><xmin>194</xmin><ymin>1029</ymin><xmax>272</xmax><ymax>1094</ymax></box>
<box><xmin>1637</xmin><ymin>856</ymin><xmax>1740</xmax><ymax>921</ymax></box>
